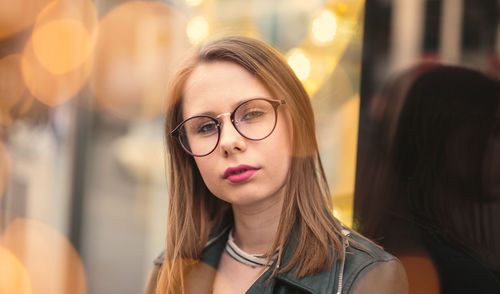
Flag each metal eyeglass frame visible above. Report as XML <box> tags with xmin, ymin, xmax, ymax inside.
<box><xmin>170</xmin><ymin>98</ymin><xmax>287</xmax><ymax>157</ymax></box>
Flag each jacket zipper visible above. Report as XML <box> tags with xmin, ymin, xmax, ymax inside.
<box><xmin>336</xmin><ymin>230</ymin><xmax>350</xmax><ymax>294</ymax></box>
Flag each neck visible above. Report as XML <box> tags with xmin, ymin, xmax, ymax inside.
<box><xmin>231</xmin><ymin>192</ymin><xmax>284</xmax><ymax>255</ymax></box>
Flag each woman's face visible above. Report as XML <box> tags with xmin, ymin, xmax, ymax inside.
<box><xmin>181</xmin><ymin>61</ymin><xmax>293</xmax><ymax>208</ymax></box>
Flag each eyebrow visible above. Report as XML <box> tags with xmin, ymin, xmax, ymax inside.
<box><xmin>187</xmin><ymin>97</ymin><xmax>271</xmax><ymax>118</ymax></box>
<box><xmin>194</xmin><ymin>110</ymin><xmax>217</xmax><ymax>117</ymax></box>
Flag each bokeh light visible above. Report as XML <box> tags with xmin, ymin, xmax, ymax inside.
<box><xmin>21</xmin><ymin>0</ymin><xmax>98</xmax><ymax>106</ymax></box>
<box><xmin>187</xmin><ymin>16</ymin><xmax>209</xmax><ymax>45</ymax></box>
<box><xmin>287</xmin><ymin>49</ymin><xmax>311</xmax><ymax>81</ymax></box>
<box><xmin>0</xmin><ymin>142</ymin><xmax>12</xmax><ymax>200</ymax></box>
<box><xmin>0</xmin><ymin>54</ymin><xmax>27</xmax><ymax>126</ymax></box>
<box><xmin>0</xmin><ymin>0</ymin><xmax>52</xmax><ymax>39</ymax></box>
<box><xmin>34</xmin><ymin>0</ymin><xmax>98</xmax><ymax>29</ymax></box>
<box><xmin>185</xmin><ymin>0</ymin><xmax>203</xmax><ymax>7</ymax></box>
<box><xmin>0</xmin><ymin>218</ymin><xmax>87</xmax><ymax>294</ymax></box>
<box><xmin>330</xmin><ymin>95</ymin><xmax>359</xmax><ymax>227</ymax></box>
<box><xmin>21</xmin><ymin>37</ymin><xmax>92</xmax><ymax>106</ymax></box>
<box><xmin>312</xmin><ymin>10</ymin><xmax>337</xmax><ymax>44</ymax></box>
<box><xmin>32</xmin><ymin>19</ymin><xmax>93</xmax><ymax>75</ymax></box>
<box><xmin>0</xmin><ymin>247</ymin><xmax>32</xmax><ymax>294</ymax></box>
<box><xmin>279</xmin><ymin>0</ymin><xmax>363</xmax><ymax>98</ymax></box>
<box><xmin>90</xmin><ymin>1</ymin><xmax>189</xmax><ymax>120</ymax></box>
<box><xmin>399</xmin><ymin>256</ymin><xmax>440</xmax><ymax>293</ymax></box>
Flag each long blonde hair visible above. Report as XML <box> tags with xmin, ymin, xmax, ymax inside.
<box><xmin>157</xmin><ymin>36</ymin><xmax>345</xmax><ymax>294</ymax></box>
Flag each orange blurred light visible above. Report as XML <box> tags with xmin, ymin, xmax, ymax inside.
<box><xmin>0</xmin><ymin>218</ymin><xmax>87</xmax><ymax>294</ymax></box>
<box><xmin>0</xmin><ymin>0</ymin><xmax>52</xmax><ymax>40</ymax></box>
<box><xmin>21</xmin><ymin>38</ymin><xmax>91</xmax><ymax>106</ymax></box>
<box><xmin>32</xmin><ymin>19</ymin><xmax>93</xmax><ymax>75</ymax></box>
<box><xmin>90</xmin><ymin>1</ymin><xmax>190</xmax><ymax>120</ymax></box>
<box><xmin>399</xmin><ymin>255</ymin><xmax>440</xmax><ymax>293</ymax></box>
<box><xmin>21</xmin><ymin>0</ymin><xmax>98</xmax><ymax>106</ymax></box>
<box><xmin>0</xmin><ymin>142</ymin><xmax>12</xmax><ymax>201</ymax></box>
<box><xmin>0</xmin><ymin>247</ymin><xmax>32</xmax><ymax>294</ymax></box>
<box><xmin>0</xmin><ymin>54</ymin><xmax>27</xmax><ymax>126</ymax></box>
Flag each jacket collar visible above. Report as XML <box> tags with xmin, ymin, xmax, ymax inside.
<box><xmin>200</xmin><ymin>224</ymin><xmax>342</xmax><ymax>294</ymax></box>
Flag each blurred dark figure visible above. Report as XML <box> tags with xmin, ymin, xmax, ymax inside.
<box><xmin>355</xmin><ymin>64</ymin><xmax>500</xmax><ymax>293</ymax></box>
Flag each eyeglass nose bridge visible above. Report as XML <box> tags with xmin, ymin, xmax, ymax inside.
<box><xmin>215</xmin><ymin>112</ymin><xmax>231</xmax><ymax>120</ymax></box>
<box><xmin>215</xmin><ymin>112</ymin><xmax>240</xmax><ymax>129</ymax></box>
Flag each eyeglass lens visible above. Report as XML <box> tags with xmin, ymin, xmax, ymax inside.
<box><xmin>177</xmin><ymin>99</ymin><xmax>278</xmax><ymax>156</ymax></box>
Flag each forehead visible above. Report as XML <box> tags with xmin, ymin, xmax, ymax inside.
<box><xmin>181</xmin><ymin>61</ymin><xmax>272</xmax><ymax>118</ymax></box>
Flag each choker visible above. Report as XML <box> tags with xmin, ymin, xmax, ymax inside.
<box><xmin>224</xmin><ymin>229</ymin><xmax>278</xmax><ymax>268</ymax></box>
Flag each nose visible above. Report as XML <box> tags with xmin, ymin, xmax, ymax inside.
<box><xmin>216</xmin><ymin>113</ymin><xmax>247</xmax><ymax>156</ymax></box>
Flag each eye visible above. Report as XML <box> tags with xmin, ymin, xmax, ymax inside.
<box><xmin>241</xmin><ymin>109</ymin><xmax>265</xmax><ymax>121</ymax></box>
<box><xmin>197</xmin><ymin>121</ymin><xmax>217</xmax><ymax>134</ymax></box>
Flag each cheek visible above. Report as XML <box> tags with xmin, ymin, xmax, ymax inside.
<box><xmin>193</xmin><ymin>157</ymin><xmax>218</xmax><ymax>189</ymax></box>
<box><xmin>263</xmin><ymin>116</ymin><xmax>293</xmax><ymax>177</ymax></box>
<box><xmin>267</xmin><ymin>150</ymin><xmax>291</xmax><ymax>182</ymax></box>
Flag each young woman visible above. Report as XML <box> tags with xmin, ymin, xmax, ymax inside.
<box><xmin>146</xmin><ymin>36</ymin><xmax>408</xmax><ymax>294</ymax></box>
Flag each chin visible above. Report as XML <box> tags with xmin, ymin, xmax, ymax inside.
<box><xmin>208</xmin><ymin>182</ymin><xmax>285</xmax><ymax>207</ymax></box>
<box><xmin>234</xmin><ymin>195</ymin><xmax>268</xmax><ymax>205</ymax></box>
<box><xmin>215</xmin><ymin>193</ymin><xmax>262</xmax><ymax>206</ymax></box>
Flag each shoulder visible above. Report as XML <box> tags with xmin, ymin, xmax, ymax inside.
<box><xmin>342</xmin><ymin>229</ymin><xmax>409</xmax><ymax>294</ymax></box>
<box><xmin>144</xmin><ymin>251</ymin><xmax>165</xmax><ymax>294</ymax></box>
<box><xmin>144</xmin><ymin>227</ymin><xmax>230</xmax><ymax>294</ymax></box>
<box><xmin>153</xmin><ymin>250</ymin><xmax>165</xmax><ymax>266</ymax></box>
<box><xmin>344</xmin><ymin>229</ymin><xmax>395</xmax><ymax>266</ymax></box>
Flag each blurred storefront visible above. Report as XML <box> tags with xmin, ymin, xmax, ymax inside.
<box><xmin>0</xmin><ymin>0</ymin><xmax>364</xmax><ymax>293</ymax></box>
<box><xmin>2</xmin><ymin>0</ymin><xmax>499</xmax><ymax>293</ymax></box>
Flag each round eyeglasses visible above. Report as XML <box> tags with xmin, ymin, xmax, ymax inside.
<box><xmin>171</xmin><ymin>98</ymin><xmax>286</xmax><ymax>157</ymax></box>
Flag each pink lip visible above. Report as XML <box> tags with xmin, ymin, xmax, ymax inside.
<box><xmin>223</xmin><ymin>165</ymin><xmax>259</xmax><ymax>183</ymax></box>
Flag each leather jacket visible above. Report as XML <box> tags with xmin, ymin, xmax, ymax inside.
<box><xmin>145</xmin><ymin>226</ymin><xmax>408</xmax><ymax>294</ymax></box>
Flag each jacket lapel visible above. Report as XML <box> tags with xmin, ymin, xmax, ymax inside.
<box><xmin>197</xmin><ymin>223</ymin><xmax>343</xmax><ymax>294</ymax></box>
<box><xmin>247</xmin><ymin>232</ymin><xmax>341</xmax><ymax>294</ymax></box>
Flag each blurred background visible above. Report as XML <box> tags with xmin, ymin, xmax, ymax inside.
<box><xmin>355</xmin><ymin>1</ymin><xmax>500</xmax><ymax>293</ymax></box>
<box><xmin>0</xmin><ymin>0</ymin><xmax>363</xmax><ymax>293</ymax></box>
<box><xmin>0</xmin><ymin>0</ymin><xmax>498</xmax><ymax>293</ymax></box>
